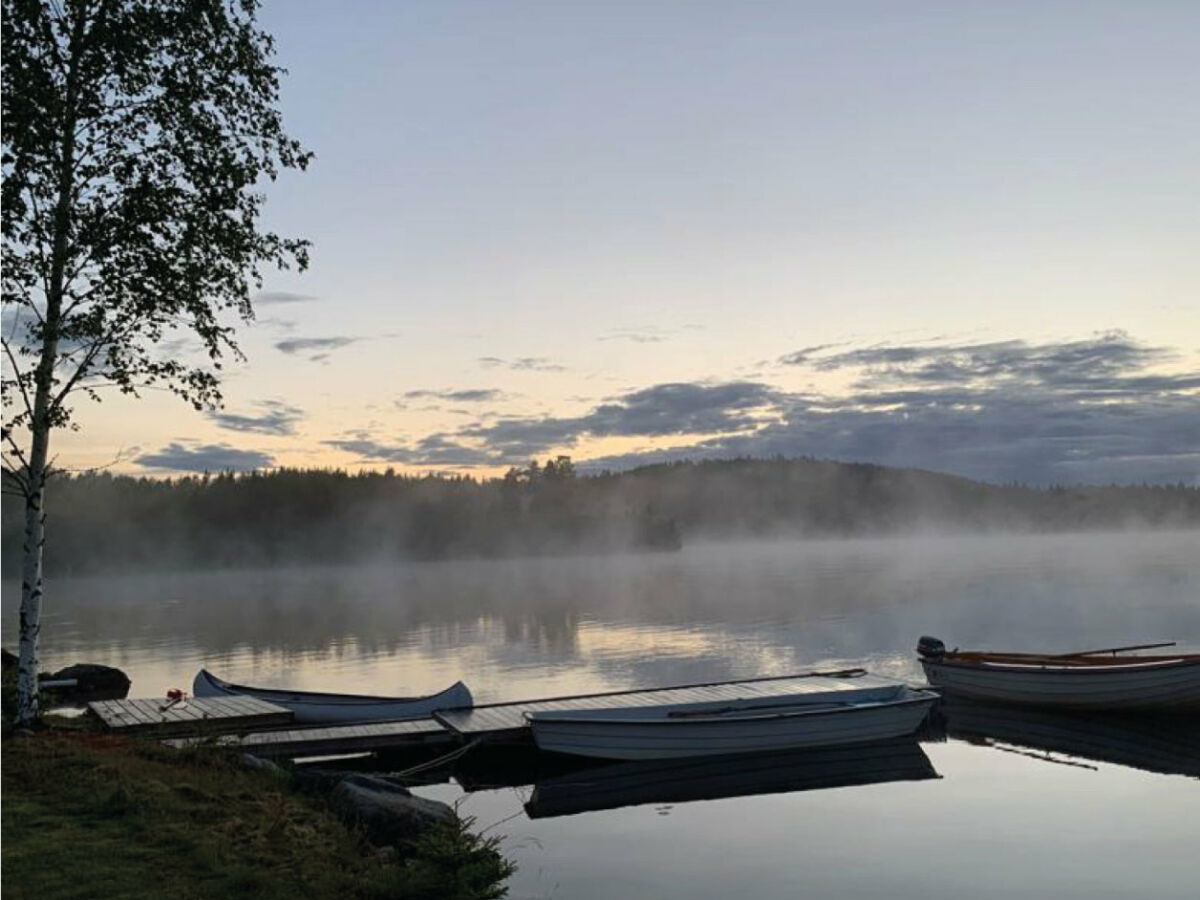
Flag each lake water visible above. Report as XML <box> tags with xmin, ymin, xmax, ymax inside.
<box><xmin>4</xmin><ymin>530</ymin><xmax>1199</xmax><ymax>898</ymax></box>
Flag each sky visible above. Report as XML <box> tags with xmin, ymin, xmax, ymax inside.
<box><xmin>42</xmin><ymin>1</ymin><xmax>1200</xmax><ymax>484</ymax></box>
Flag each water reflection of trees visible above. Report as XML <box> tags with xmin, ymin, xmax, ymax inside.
<box><xmin>3</xmin><ymin>533</ymin><xmax>1196</xmax><ymax>693</ymax></box>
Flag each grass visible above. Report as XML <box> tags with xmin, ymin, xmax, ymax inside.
<box><xmin>1</xmin><ymin>727</ymin><xmax>514</xmax><ymax>899</ymax></box>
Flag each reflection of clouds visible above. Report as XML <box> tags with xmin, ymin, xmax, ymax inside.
<box><xmin>5</xmin><ymin>533</ymin><xmax>1196</xmax><ymax>703</ymax></box>
<box><xmin>576</xmin><ymin>623</ymin><xmax>716</xmax><ymax>659</ymax></box>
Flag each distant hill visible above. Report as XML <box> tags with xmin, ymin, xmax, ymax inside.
<box><xmin>2</xmin><ymin>456</ymin><xmax>1197</xmax><ymax>574</ymax></box>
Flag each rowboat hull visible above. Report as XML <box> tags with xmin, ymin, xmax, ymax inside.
<box><xmin>527</xmin><ymin>688</ymin><xmax>936</xmax><ymax>760</ymax></box>
<box><xmin>920</xmin><ymin>658</ymin><xmax>1200</xmax><ymax>711</ymax></box>
<box><xmin>192</xmin><ymin>669</ymin><xmax>472</xmax><ymax>724</ymax></box>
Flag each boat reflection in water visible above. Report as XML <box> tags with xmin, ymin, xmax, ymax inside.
<box><xmin>441</xmin><ymin>737</ymin><xmax>938</xmax><ymax>820</ymax></box>
<box><xmin>933</xmin><ymin>696</ymin><xmax>1200</xmax><ymax>779</ymax></box>
<box><xmin>524</xmin><ymin>737</ymin><xmax>938</xmax><ymax>818</ymax></box>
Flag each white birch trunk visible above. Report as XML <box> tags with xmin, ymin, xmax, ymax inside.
<box><xmin>14</xmin><ymin>14</ymin><xmax>79</xmax><ymax>726</ymax></box>
<box><xmin>17</xmin><ymin>456</ymin><xmax>47</xmax><ymax>726</ymax></box>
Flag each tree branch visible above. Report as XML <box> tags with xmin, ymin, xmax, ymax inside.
<box><xmin>1</xmin><ymin>336</ymin><xmax>36</xmax><ymax>423</ymax></box>
<box><xmin>1</xmin><ymin>430</ymin><xmax>33</xmax><ymax>496</ymax></box>
<box><xmin>50</xmin><ymin>325</ymin><xmax>118</xmax><ymax>412</ymax></box>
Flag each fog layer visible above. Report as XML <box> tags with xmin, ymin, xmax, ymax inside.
<box><xmin>4</xmin><ymin>458</ymin><xmax>1197</xmax><ymax>575</ymax></box>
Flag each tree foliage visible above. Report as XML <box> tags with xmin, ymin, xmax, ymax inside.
<box><xmin>2</xmin><ymin>0</ymin><xmax>311</xmax><ymax>444</ymax></box>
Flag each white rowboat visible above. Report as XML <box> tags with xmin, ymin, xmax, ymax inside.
<box><xmin>916</xmin><ymin>636</ymin><xmax>1200</xmax><ymax>711</ymax></box>
<box><xmin>192</xmin><ymin>669</ymin><xmax>472</xmax><ymax>724</ymax></box>
<box><xmin>526</xmin><ymin>684</ymin><xmax>936</xmax><ymax>760</ymax></box>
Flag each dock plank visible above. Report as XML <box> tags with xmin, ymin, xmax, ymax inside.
<box><xmin>90</xmin><ymin>697</ymin><xmax>293</xmax><ymax>738</ymax></box>
<box><xmin>168</xmin><ymin>716</ymin><xmax>454</xmax><ymax>758</ymax></box>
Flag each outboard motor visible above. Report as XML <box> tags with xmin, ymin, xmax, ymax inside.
<box><xmin>917</xmin><ymin>636</ymin><xmax>946</xmax><ymax>659</ymax></box>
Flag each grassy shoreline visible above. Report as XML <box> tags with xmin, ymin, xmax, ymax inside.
<box><xmin>2</xmin><ymin>725</ymin><xmax>513</xmax><ymax>899</ymax></box>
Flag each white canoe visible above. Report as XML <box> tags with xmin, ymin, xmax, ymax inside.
<box><xmin>192</xmin><ymin>669</ymin><xmax>472</xmax><ymax>724</ymax></box>
<box><xmin>917</xmin><ymin>636</ymin><xmax>1200</xmax><ymax>711</ymax></box>
<box><xmin>526</xmin><ymin>686</ymin><xmax>936</xmax><ymax>760</ymax></box>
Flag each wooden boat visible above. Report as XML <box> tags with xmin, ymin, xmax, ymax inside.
<box><xmin>939</xmin><ymin>696</ymin><xmax>1200</xmax><ymax>778</ymax></box>
<box><xmin>526</xmin><ymin>683</ymin><xmax>936</xmax><ymax>760</ymax></box>
<box><xmin>192</xmin><ymin>669</ymin><xmax>472</xmax><ymax>724</ymax></box>
<box><xmin>916</xmin><ymin>636</ymin><xmax>1200</xmax><ymax>711</ymax></box>
<box><xmin>525</xmin><ymin>737</ymin><xmax>939</xmax><ymax>818</ymax></box>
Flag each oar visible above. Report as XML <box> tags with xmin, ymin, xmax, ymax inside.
<box><xmin>1055</xmin><ymin>641</ymin><xmax>1176</xmax><ymax>658</ymax></box>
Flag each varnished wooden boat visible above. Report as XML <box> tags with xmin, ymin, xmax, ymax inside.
<box><xmin>916</xmin><ymin>636</ymin><xmax>1200</xmax><ymax>711</ymax></box>
<box><xmin>192</xmin><ymin>669</ymin><xmax>472</xmax><ymax>724</ymax></box>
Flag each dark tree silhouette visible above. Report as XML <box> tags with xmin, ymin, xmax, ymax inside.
<box><xmin>3</xmin><ymin>457</ymin><xmax>1196</xmax><ymax>578</ymax></box>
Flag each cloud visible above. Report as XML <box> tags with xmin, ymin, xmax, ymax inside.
<box><xmin>274</xmin><ymin>337</ymin><xmax>361</xmax><ymax>359</ymax></box>
<box><xmin>323</xmin><ymin>434</ymin><xmax>497</xmax><ymax>467</ymax></box>
<box><xmin>598</xmin><ymin>328</ymin><xmax>667</xmax><ymax>344</ymax></box>
<box><xmin>478</xmin><ymin>356</ymin><xmax>566</xmax><ymax>372</ymax></box>
<box><xmin>777</xmin><ymin>343</ymin><xmax>845</xmax><ymax>366</ymax></box>
<box><xmin>597</xmin><ymin>324</ymin><xmax>705</xmax><ymax>344</ymax></box>
<box><xmin>687</xmin><ymin>389</ymin><xmax>1200</xmax><ymax>485</ymax></box>
<box><xmin>403</xmin><ymin>389</ymin><xmax>506</xmax><ymax>403</ymax></box>
<box><xmin>570</xmin><ymin>332</ymin><xmax>1199</xmax><ymax>485</ymax></box>
<box><xmin>254</xmin><ymin>291</ymin><xmax>318</xmax><ymax>306</ymax></box>
<box><xmin>136</xmin><ymin>442</ymin><xmax>273</xmax><ymax>472</ymax></box>
<box><xmin>314</xmin><ymin>331</ymin><xmax>1196</xmax><ymax>485</ymax></box>
<box><xmin>783</xmin><ymin>331</ymin><xmax>1173</xmax><ymax>392</ymax></box>
<box><xmin>322</xmin><ymin>382</ymin><xmax>777</xmax><ymax>466</ymax></box>
<box><xmin>255</xmin><ymin>317</ymin><xmax>297</xmax><ymax>332</ymax></box>
<box><xmin>457</xmin><ymin>381</ymin><xmax>783</xmax><ymax>458</ymax></box>
<box><xmin>208</xmin><ymin>401</ymin><xmax>304</xmax><ymax>436</ymax></box>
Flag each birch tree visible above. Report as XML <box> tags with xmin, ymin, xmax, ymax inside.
<box><xmin>1</xmin><ymin>0</ymin><xmax>311</xmax><ymax>725</ymax></box>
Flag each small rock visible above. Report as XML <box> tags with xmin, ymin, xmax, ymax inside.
<box><xmin>329</xmin><ymin>773</ymin><xmax>456</xmax><ymax>847</ymax></box>
<box><xmin>241</xmin><ymin>753</ymin><xmax>285</xmax><ymax>777</ymax></box>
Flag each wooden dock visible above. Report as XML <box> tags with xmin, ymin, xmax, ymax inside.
<box><xmin>169</xmin><ymin>716</ymin><xmax>454</xmax><ymax>759</ymax></box>
<box><xmin>142</xmin><ymin>670</ymin><xmax>906</xmax><ymax>759</ymax></box>
<box><xmin>90</xmin><ymin>696</ymin><xmax>293</xmax><ymax>738</ymax></box>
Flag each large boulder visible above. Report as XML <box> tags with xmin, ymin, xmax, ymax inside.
<box><xmin>41</xmin><ymin>662</ymin><xmax>130</xmax><ymax>701</ymax></box>
<box><xmin>328</xmin><ymin>773</ymin><xmax>456</xmax><ymax>848</ymax></box>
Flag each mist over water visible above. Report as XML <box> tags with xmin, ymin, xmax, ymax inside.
<box><xmin>4</xmin><ymin>530</ymin><xmax>1198</xmax><ymax>899</ymax></box>
<box><xmin>4</xmin><ymin>530</ymin><xmax>1196</xmax><ymax>701</ymax></box>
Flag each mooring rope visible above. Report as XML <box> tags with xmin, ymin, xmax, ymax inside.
<box><xmin>392</xmin><ymin>737</ymin><xmax>483</xmax><ymax>779</ymax></box>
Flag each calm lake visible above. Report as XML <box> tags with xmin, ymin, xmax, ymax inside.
<box><xmin>5</xmin><ymin>530</ymin><xmax>1199</xmax><ymax>898</ymax></box>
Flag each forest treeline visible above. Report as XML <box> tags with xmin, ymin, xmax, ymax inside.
<box><xmin>2</xmin><ymin>456</ymin><xmax>1198</xmax><ymax>574</ymax></box>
